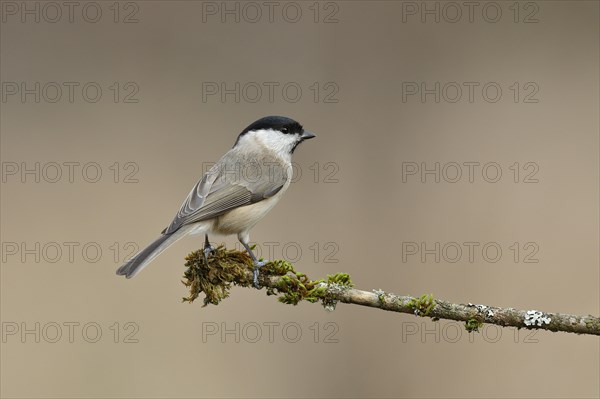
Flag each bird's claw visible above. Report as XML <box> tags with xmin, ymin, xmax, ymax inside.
<box><xmin>252</xmin><ymin>260</ymin><xmax>267</xmax><ymax>289</ymax></box>
<box><xmin>203</xmin><ymin>244</ymin><xmax>215</xmax><ymax>264</ymax></box>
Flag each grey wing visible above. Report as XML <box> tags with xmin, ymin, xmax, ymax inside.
<box><xmin>162</xmin><ymin>154</ymin><xmax>288</xmax><ymax>234</ymax></box>
<box><xmin>161</xmin><ymin>165</ymin><xmax>218</xmax><ymax>234</ymax></box>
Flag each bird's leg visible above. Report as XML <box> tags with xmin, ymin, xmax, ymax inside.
<box><xmin>238</xmin><ymin>233</ymin><xmax>267</xmax><ymax>288</ymax></box>
<box><xmin>242</xmin><ymin>241</ymin><xmax>267</xmax><ymax>289</ymax></box>
<box><xmin>203</xmin><ymin>234</ymin><xmax>214</xmax><ymax>264</ymax></box>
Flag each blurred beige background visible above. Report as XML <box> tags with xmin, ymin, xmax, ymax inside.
<box><xmin>1</xmin><ymin>1</ymin><xmax>598</xmax><ymax>398</ymax></box>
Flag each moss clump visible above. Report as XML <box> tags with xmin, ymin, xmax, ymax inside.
<box><xmin>182</xmin><ymin>245</ymin><xmax>353</xmax><ymax>309</ymax></box>
<box><xmin>465</xmin><ymin>318</ymin><xmax>483</xmax><ymax>332</ymax></box>
<box><xmin>182</xmin><ymin>245</ymin><xmax>254</xmax><ymax>306</ymax></box>
<box><xmin>408</xmin><ymin>294</ymin><xmax>436</xmax><ymax>316</ymax></box>
<box><xmin>264</xmin><ymin>261</ymin><xmax>353</xmax><ymax>306</ymax></box>
<box><xmin>327</xmin><ymin>273</ymin><xmax>353</xmax><ymax>287</ymax></box>
<box><xmin>264</xmin><ymin>260</ymin><xmax>325</xmax><ymax>305</ymax></box>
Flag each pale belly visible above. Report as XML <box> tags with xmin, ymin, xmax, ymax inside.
<box><xmin>213</xmin><ymin>183</ymin><xmax>290</xmax><ymax>235</ymax></box>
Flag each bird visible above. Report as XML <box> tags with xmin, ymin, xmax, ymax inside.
<box><xmin>116</xmin><ymin>116</ymin><xmax>316</xmax><ymax>287</ymax></box>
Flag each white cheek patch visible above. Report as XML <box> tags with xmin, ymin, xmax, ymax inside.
<box><xmin>244</xmin><ymin>129</ymin><xmax>299</xmax><ymax>158</ymax></box>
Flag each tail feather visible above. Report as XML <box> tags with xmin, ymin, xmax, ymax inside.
<box><xmin>116</xmin><ymin>226</ymin><xmax>192</xmax><ymax>278</ymax></box>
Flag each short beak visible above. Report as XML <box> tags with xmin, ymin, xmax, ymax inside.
<box><xmin>301</xmin><ymin>131</ymin><xmax>316</xmax><ymax>140</ymax></box>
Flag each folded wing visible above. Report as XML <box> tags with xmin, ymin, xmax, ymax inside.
<box><xmin>162</xmin><ymin>151</ymin><xmax>288</xmax><ymax>235</ymax></box>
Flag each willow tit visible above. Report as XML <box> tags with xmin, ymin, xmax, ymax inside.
<box><xmin>116</xmin><ymin>116</ymin><xmax>316</xmax><ymax>287</ymax></box>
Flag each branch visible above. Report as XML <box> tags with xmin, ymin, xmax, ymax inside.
<box><xmin>181</xmin><ymin>246</ymin><xmax>600</xmax><ymax>336</ymax></box>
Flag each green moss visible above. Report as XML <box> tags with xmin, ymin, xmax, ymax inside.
<box><xmin>267</xmin><ymin>267</ymin><xmax>353</xmax><ymax>306</ymax></box>
<box><xmin>407</xmin><ymin>294</ymin><xmax>436</xmax><ymax>316</ymax></box>
<box><xmin>465</xmin><ymin>318</ymin><xmax>483</xmax><ymax>332</ymax></box>
<box><xmin>584</xmin><ymin>317</ymin><xmax>600</xmax><ymax>332</ymax></box>
<box><xmin>327</xmin><ymin>273</ymin><xmax>353</xmax><ymax>287</ymax></box>
<box><xmin>373</xmin><ymin>289</ymin><xmax>386</xmax><ymax>303</ymax></box>
<box><xmin>182</xmin><ymin>245</ymin><xmax>254</xmax><ymax>306</ymax></box>
<box><xmin>262</xmin><ymin>260</ymin><xmax>322</xmax><ymax>305</ymax></box>
<box><xmin>182</xmin><ymin>245</ymin><xmax>353</xmax><ymax>309</ymax></box>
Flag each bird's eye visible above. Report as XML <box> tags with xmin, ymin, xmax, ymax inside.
<box><xmin>281</xmin><ymin>128</ymin><xmax>288</xmax><ymax>133</ymax></box>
